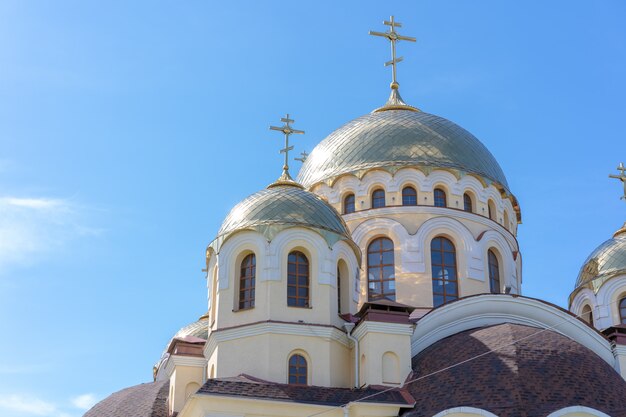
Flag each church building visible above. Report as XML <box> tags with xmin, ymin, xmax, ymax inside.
<box><xmin>84</xmin><ymin>16</ymin><xmax>626</xmax><ymax>417</ymax></box>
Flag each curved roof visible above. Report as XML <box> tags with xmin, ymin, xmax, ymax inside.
<box><xmin>212</xmin><ymin>183</ymin><xmax>355</xmax><ymax>252</ymax></box>
<box><xmin>171</xmin><ymin>316</ymin><xmax>209</xmax><ymax>340</ymax></box>
<box><xmin>404</xmin><ymin>323</ymin><xmax>626</xmax><ymax>417</ymax></box>
<box><xmin>297</xmin><ymin>109</ymin><xmax>510</xmax><ymax>191</ymax></box>
<box><xmin>84</xmin><ymin>380</ymin><xmax>169</xmax><ymax>417</ymax></box>
<box><xmin>574</xmin><ymin>224</ymin><xmax>626</xmax><ymax>293</ymax></box>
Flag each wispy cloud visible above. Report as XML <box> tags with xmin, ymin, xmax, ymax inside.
<box><xmin>0</xmin><ymin>392</ymin><xmax>101</xmax><ymax>417</ymax></box>
<box><xmin>0</xmin><ymin>394</ymin><xmax>58</xmax><ymax>416</ymax></box>
<box><xmin>70</xmin><ymin>394</ymin><xmax>98</xmax><ymax>410</ymax></box>
<box><xmin>0</xmin><ymin>196</ymin><xmax>103</xmax><ymax>274</ymax></box>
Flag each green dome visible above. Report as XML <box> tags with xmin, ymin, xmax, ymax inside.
<box><xmin>212</xmin><ymin>184</ymin><xmax>354</xmax><ymax>251</ymax></box>
<box><xmin>575</xmin><ymin>224</ymin><xmax>626</xmax><ymax>293</ymax></box>
<box><xmin>297</xmin><ymin>109</ymin><xmax>510</xmax><ymax>191</ymax></box>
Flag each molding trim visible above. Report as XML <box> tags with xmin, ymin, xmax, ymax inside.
<box><xmin>411</xmin><ymin>295</ymin><xmax>615</xmax><ymax>367</ymax></box>
<box><xmin>162</xmin><ymin>355</ymin><xmax>207</xmax><ymax>379</ymax></box>
<box><xmin>353</xmin><ymin>321</ymin><xmax>414</xmax><ymax>341</ymax></box>
<box><xmin>546</xmin><ymin>406</ymin><xmax>611</xmax><ymax>417</ymax></box>
<box><xmin>432</xmin><ymin>407</ymin><xmax>500</xmax><ymax>417</ymax></box>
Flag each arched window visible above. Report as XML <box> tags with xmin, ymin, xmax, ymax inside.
<box><xmin>239</xmin><ymin>254</ymin><xmax>256</xmax><ymax>309</ymax></box>
<box><xmin>402</xmin><ymin>186</ymin><xmax>417</xmax><ymax>206</ymax></box>
<box><xmin>463</xmin><ymin>193</ymin><xmax>473</xmax><ymax>212</ymax></box>
<box><xmin>371</xmin><ymin>189</ymin><xmax>385</xmax><ymax>208</ymax></box>
<box><xmin>504</xmin><ymin>211</ymin><xmax>510</xmax><ymax>231</ymax></box>
<box><xmin>620</xmin><ymin>297</ymin><xmax>626</xmax><ymax>324</ymax></box>
<box><xmin>344</xmin><ymin>193</ymin><xmax>355</xmax><ymax>214</ymax></box>
<box><xmin>288</xmin><ymin>354</ymin><xmax>307</xmax><ymax>385</ymax></box>
<box><xmin>582</xmin><ymin>305</ymin><xmax>593</xmax><ymax>325</ymax></box>
<box><xmin>488</xmin><ymin>200</ymin><xmax>496</xmax><ymax>220</ymax></box>
<box><xmin>367</xmin><ymin>237</ymin><xmax>395</xmax><ymax>301</ymax></box>
<box><xmin>288</xmin><ymin>251</ymin><xmax>309</xmax><ymax>308</ymax></box>
<box><xmin>431</xmin><ymin>237</ymin><xmax>458</xmax><ymax>307</ymax></box>
<box><xmin>434</xmin><ymin>188</ymin><xmax>447</xmax><ymax>207</ymax></box>
<box><xmin>488</xmin><ymin>250</ymin><xmax>500</xmax><ymax>294</ymax></box>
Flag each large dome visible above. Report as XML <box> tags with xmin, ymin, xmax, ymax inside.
<box><xmin>211</xmin><ymin>183</ymin><xmax>354</xmax><ymax>251</ymax></box>
<box><xmin>297</xmin><ymin>109</ymin><xmax>510</xmax><ymax>191</ymax></box>
<box><xmin>574</xmin><ymin>223</ymin><xmax>626</xmax><ymax>293</ymax></box>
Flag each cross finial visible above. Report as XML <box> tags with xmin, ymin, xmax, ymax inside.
<box><xmin>369</xmin><ymin>16</ymin><xmax>416</xmax><ymax>90</ymax></box>
<box><xmin>609</xmin><ymin>162</ymin><xmax>626</xmax><ymax>200</ymax></box>
<box><xmin>269</xmin><ymin>114</ymin><xmax>305</xmax><ymax>183</ymax></box>
<box><xmin>295</xmin><ymin>151</ymin><xmax>309</xmax><ymax>163</ymax></box>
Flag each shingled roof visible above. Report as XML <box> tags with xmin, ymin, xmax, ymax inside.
<box><xmin>198</xmin><ymin>374</ymin><xmax>414</xmax><ymax>407</ymax></box>
<box><xmin>403</xmin><ymin>323</ymin><xmax>626</xmax><ymax>417</ymax></box>
<box><xmin>84</xmin><ymin>380</ymin><xmax>169</xmax><ymax>417</ymax></box>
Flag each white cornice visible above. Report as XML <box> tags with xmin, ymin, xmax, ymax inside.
<box><xmin>204</xmin><ymin>322</ymin><xmax>350</xmax><ymax>357</ymax></box>
<box><xmin>352</xmin><ymin>321</ymin><xmax>414</xmax><ymax>341</ymax></box>
<box><xmin>161</xmin><ymin>355</ymin><xmax>207</xmax><ymax>379</ymax></box>
<box><xmin>411</xmin><ymin>295</ymin><xmax>615</xmax><ymax>367</ymax></box>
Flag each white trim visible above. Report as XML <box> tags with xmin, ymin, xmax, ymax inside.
<box><xmin>432</xmin><ymin>406</ymin><xmax>500</xmax><ymax>417</ymax></box>
<box><xmin>204</xmin><ymin>321</ymin><xmax>350</xmax><ymax>358</ymax></box>
<box><xmin>411</xmin><ymin>295</ymin><xmax>616</xmax><ymax>367</ymax></box>
<box><xmin>546</xmin><ymin>406</ymin><xmax>611</xmax><ymax>417</ymax></box>
<box><xmin>352</xmin><ymin>321</ymin><xmax>414</xmax><ymax>341</ymax></box>
<box><xmin>161</xmin><ymin>355</ymin><xmax>207</xmax><ymax>379</ymax></box>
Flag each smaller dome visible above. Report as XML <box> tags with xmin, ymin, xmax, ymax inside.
<box><xmin>574</xmin><ymin>223</ymin><xmax>626</xmax><ymax>293</ymax></box>
<box><xmin>84</xmin><ymin>380</ymin><xmax>169</xmax><ymax>417</ymax></box>
<box><xmin>211</xmin><ymin>183</ymin><xmax>355</xmax><ymax>252</ymax></box>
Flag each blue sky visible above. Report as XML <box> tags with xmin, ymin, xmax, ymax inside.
<box><xmin>0</xmin><ymin>1</ymin><xmax>625</xmax><ymax>416</ymax></box>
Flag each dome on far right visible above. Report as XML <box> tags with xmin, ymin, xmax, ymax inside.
<box><xmin>574</xmin><ymin>223</ymin><xmax>626</xmax><ymax>293</ymax></box>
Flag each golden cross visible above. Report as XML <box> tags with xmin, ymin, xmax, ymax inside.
<box><xmin>295</xmin><ymin>151</ymin><xmax>309</xmax><ymax>163</ymax></box>
<box><xmin>269</xmin><ymin>114</ymin><xmax>304</xmax><ymax>176</ymax></box>
<box><xmin>369</xmin><ymin>16</ymin><xmax>416</xmax><ymax>89</ymax></box>
<box><xmin>609</xmin><ymin>162</ymin><xmax>626</xmax><ymax>200</ymax></box>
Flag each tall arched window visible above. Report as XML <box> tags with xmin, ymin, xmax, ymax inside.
<box><xmin>402</xmin><ymin>186</ymin><xmax>417</xmax><ymax>206</ymax></box>
<box><xmin>434</xmin><ymin>188</ymin><xmax>447</xmax><ymax>207</ymax></box>
<box><xmin>239</xmin><ymin>254</ymin><xmax>256</xmax><ymax>309</ymax></box>
<box><xmin>344</xmin><ymin>193</ymin><xmax>355</xmax><ymax>214</ymax></box>
<box><xmin>488</xmin><ymin>250</ymin><xmax>500</xmax><ymax>294</ymax></box>
<box><xmin>620</xmin><ymin>297</ymin><xmax>626</xmax><ymax>324</ymax></box>
<box><xmin>288</xmin><ymin>354</ymin><xmax>307</xmax><ymax>385</ymax></box>
<box><xmin>431</xmin><ymin>237</ymin><xmax>458</xmax><ymax>307</ymax></box>
<box><xmin>367</xmin><ymin>237</ymin><xmax>395</xmax><ymax>301</ymax></box>
<box><xmin>504</xmin><ymin>211</ymin><xmax>510</xmax><ymax>231</ymax></box>
<box><xmin>372</xmin><ymin>189</ymin><xmax>385</xmax><ymax>208</ymax></box>
<box><xmin>463</xmin><ymin>193</ymin><xmax>473</xmax><ymax>212</ymax></box>
<box><xmin>288</xmin><ymin>251</ymin><xmax>309</xmax><ymax>308</ymax></box>
<box><xmin>582</xmin><ymin>304</ymin><xmax>593</xmax><ymax>325</ymax></box>
<box><xmin>488</xmin><ymin>200</ymin><xmax>496</xmax><ymax>220</ymax></box>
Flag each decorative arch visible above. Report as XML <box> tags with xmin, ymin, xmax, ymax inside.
<box><xmin>331</xmin><ymin>240</ymin><xmax>361</xmax><ymax>304</ymax></box>
<box><xmin>425</xmin><ymin>171</ymin><xmax>459</xmax><ymax>191</ymax></box>
<box><xmin>594</xmin><ymin>274</ymin><xmax>626</xmax><ymax>327</ymax></box>
<box><xmin>432</xmin><ymin>407</ymin><xmax>500</xmax><ymax>417</ymax></box>
<box><xmin>480</xmin><ymin>231</ymin><xmax>517</xmax><ymax>288</ymax></box>
<box><xmin>218</xmin><ymin>231</ymin><xmax>267</xmax><ymax>290</ymax></box>
<box><xmin>393</xmin><ymin>168</ymin><xmax>428</xmax><ymax>193</ymax></box>
<box><xmin>487</xmin><ymin>199</ymin><xmax>497</xmax><ymax>221</ymax></box>
<box><xmin>361</xmin><ymin>169</ymin><xmax>395</xmax><ymax>194</ymax></box>
<box><xmin>570</xmin><ymin>288</ymin><xmax>596</xmax><ymax>321</ymax></box>
<box><xmin>581</xmin><ymin>304</ymin><xmax>594</xmax><ymax>325</ymax></box>
<box><xmin>382</xmin><ymin>351</ymin><xmax>400</xmax><ymax>384</ymax></box>
<box><xmin>457</xmin><ymin>175</ymin><xmax>488</xmax><ymax>203</ymax></box>
<box><xmin>271</xmin><ymin>227</ymin><xmax>328</xmax><ymax>285</ymax></box>
<box><xmin>185</xmin><ymin>382</ymin><xmax>200</xmax><ymax>399</ymax></box>
<box><xmin>546</xmin><ymin>406</ymin><xmax>612</xmax><ymax>417</ymax></box>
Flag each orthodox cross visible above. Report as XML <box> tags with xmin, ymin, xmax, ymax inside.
<box><xmin>295</xmin><ymin>151</ymin><xmax>309</xmax><ymax>163</ymax></box>
<box><xmin>369</xmin><ymin>16</ymin><xmax>416</xmax><ymax>88</ymax></box>
<box><xmin>269</xmin><ymin>114</ymin><xmax>304</xmax><ymax>176</ymax></box>
<box><xmin>609</xmin><ymin>162</ymin><xmax>626</xmax><ymax>200</ymax></box>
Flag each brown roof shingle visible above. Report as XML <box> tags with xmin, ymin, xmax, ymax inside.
<box><xmin>198</xmin><ymin>374</ymin><xmax>414</xmax><ymax>407</ymax></box>
<box><xmin>403</xmin><ymin>323</ymin><xmax>626</xmax><ymax>417</ymax></box>
<box><xmin>83</xmin><ymin>380</ymin><xmax>169</xmax><ymax>417</ymax></box>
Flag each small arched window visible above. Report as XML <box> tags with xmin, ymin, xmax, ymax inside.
<box><xmin>288</xmin><ymin>354</ymin><xmax>307</xmax><ymax>385</ymax></box>
<box><xmin>239</xmin><ymin>253</ymin><xmax>256</xmax><ymax>309</ymax></box>
<box><xmin>367</xmin><ymin>237</ymin><xmax>395</xmax><ymax>301</ymax></box>
<box><xmin>434</xmin><ymin>188</ymin><xmax>447</xmax><ymax>207</ymax></box>
<box><xmin>344</xmin><ymin>193</ymin><xmax>355</xmax><ymax>214</ymax></box>
<box><xmin>620</xmin><ymin>297</ymin><xmax>626</xmax><ymax>324</ymax></box>
<box><xmin>402</xmin><ymin>186</ymin><xmax>417</xmax><ymax>206</ymax></box>
<box><xmin>488</xmin><ymin>250</ymin><xmax>500</xmax><ymax>294</ymax></box>
<box><xmin>288</xmin><ymin>251</ymin><xmax>309</xmax><ymax>308</ymax></box>
<box><xmin>504</xmin><ymin>211</ymin><xmax>510</xmax><ymax>231</ymax></box>
<box><xmin>431</xmin><ymin>237</ymin><xmax>458</xmax><ymax>307</ymax></box>
<box><xmin>488</xmin><ymin>200</ymin><xmax>496</xmax><ymax>220</ymax></box>
<box><xmin>463</xmin><ymin>193</ymin><xmax>473</xmax><ymax>213</ymax></box>
<box><xmin>372</xmin><ymin>189</ymin><xmax>385</xmax><ymax>208</ymax></box>
<box><xmin>582</xmin><ymin>305</ymin><xmax>593</xmax><ymax>325</ymax></box>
